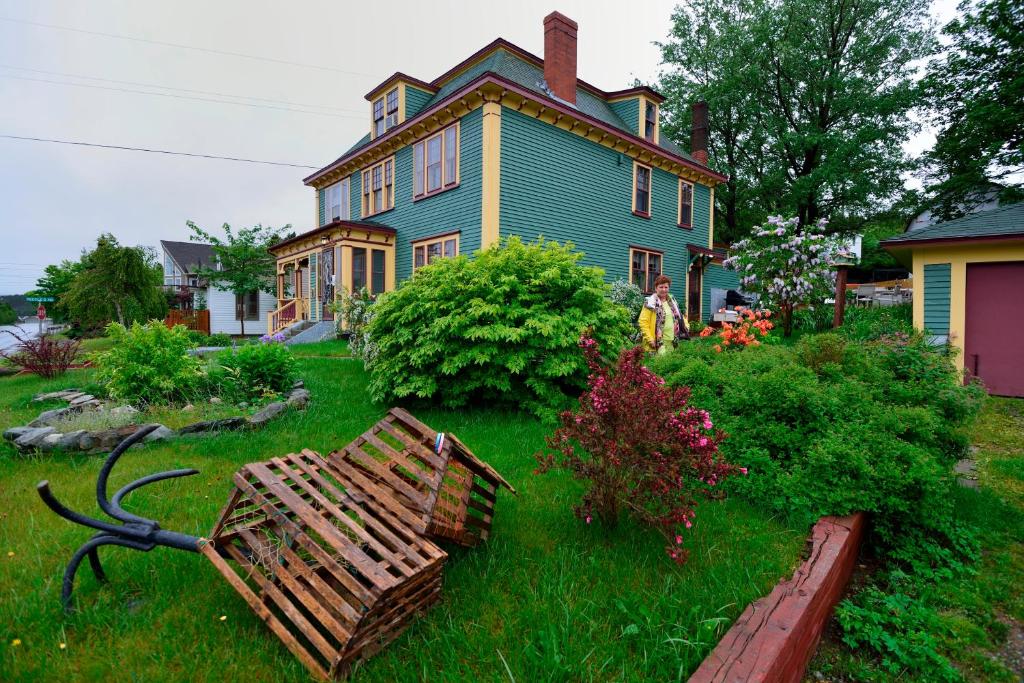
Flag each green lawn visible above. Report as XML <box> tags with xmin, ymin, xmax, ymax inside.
<box><xmin>0</xmin><ymin>342</ymin><xmax>804</xmax><ymax>682</ymax></box>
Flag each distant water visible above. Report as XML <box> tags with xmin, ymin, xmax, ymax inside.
<box><xmin>0</xmin><ymin>323</ymin><xmax>39</xmax><ymax>352</ymax></box>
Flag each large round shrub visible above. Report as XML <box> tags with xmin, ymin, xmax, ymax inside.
<box><xmin>95</xmin><ymin>321</ymin><xmax>205</xmax><ymax>404</ymax></box>
<box><xmin>367</xmin><ymin>237</ymin><xmax>632</xmax><ymax>415</ymax></box>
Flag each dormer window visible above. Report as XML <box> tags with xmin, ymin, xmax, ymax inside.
<box><xmin>644</xmin><ymin>101</ymin><xmax>657</xmax><ymax>142</ymax></box>
<box><xmin>373</xmin><ymin>87</ymin><xmax>399</xmax><ymax>137</ymax></box>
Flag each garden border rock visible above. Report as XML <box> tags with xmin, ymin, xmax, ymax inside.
<box><xmin>3</xmin><ymin>381</ymin><xmax>310</xmax><ymax>454</ymax></box>
<box><xmin>688</xmin><ymin>512</ymin><xmax>866</xmax><ymax>683</ymax></box>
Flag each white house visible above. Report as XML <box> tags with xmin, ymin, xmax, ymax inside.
<box><xmin>160</xmin><ymin>240</ymin><xmax>276</xmax><ymax>336</ymax></box>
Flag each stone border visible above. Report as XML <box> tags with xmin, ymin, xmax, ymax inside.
<box><xmin>2</xmin><ymin>382</ymin><xmax>311</xmax><ymax>454</ymax></box>
<box><xmin>688</xmin><ymin>513</ymin><xmax>866</xmax><ymax>683</ymax></box>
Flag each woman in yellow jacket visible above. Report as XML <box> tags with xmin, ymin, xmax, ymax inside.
<box><xmin>638</xmin><ymin>274</ymin><xmax>688</xmax><ymax>354</ymax></box>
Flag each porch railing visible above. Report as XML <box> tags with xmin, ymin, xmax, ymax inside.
<box><xmin>267</xmin><ymin>299</ymin><xmax>297</xmax><ymax>335</ymax></box>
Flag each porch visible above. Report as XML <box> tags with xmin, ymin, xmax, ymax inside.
<box><xmin>266</xmin><ymin>220</ymin><xmax>397</xmax><ymax>334</ymax></box>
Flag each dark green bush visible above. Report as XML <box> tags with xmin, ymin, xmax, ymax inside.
<box><xmin>839</xmin><ymin>303</ymin><xmax>913</xmax><ymax>341</ymax></box>
<box><xmin>367</xmin><ymin>237</ymin><xmax>632</xmax><ymax>416</ymax></box>
<box><xmin>208</xmin><ymin>332</ymin><xmax>233</xmax><ymax>347</ymax></box>
<box><xmin>217</xmin><ymin>340</ymin><xmax>296</xmax><ymax>399</ymax></box>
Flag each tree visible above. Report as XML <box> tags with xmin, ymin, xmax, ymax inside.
<box><xmin>923</xmin><ymin>0</ymin><xmax>1024</xmax><ymax>218</ymax></box>
<box><xmin>722</xmin><ymin>216</ymin><xmax>840</xmax><ymax>336</ymax></box>
<box><xmin>28</xmin><ymin>258</ymin><xmax>87</xmax><ymax>323</ymax></box>
<box><xmin>187</xmin><ymin>221</ymin><xmax>286</xmax><ymax>336</ymax></box>
<box><xmin>62</xmin><ymin>234</ymin><xmax>166</xmax><ymax>330</ymax></box>
<box><xmin>0</xmin><ymin>301</ymin><xmax>16</xmax><ymax>325</ymax></box>
<box><xmin>658</xmin><ymin>0</ymin><xmax>934</xmax><ymax>235</ymax></box>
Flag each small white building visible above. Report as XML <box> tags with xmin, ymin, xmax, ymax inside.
<box><xmin>160</xmin><ymin>240</ymin><xmax>276</xmax><ymax>336</ymax></box>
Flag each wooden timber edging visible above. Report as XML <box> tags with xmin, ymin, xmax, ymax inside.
<box><xmin>688</xmin><ymin>512</ymin><xmax>866</xmax><ymax>683</ymax></box>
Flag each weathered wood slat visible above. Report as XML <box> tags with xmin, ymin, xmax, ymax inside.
<box><xmin>199</xmin><ymin>540</ymin><xmax>330</xmax><ymax>682</ymax></box>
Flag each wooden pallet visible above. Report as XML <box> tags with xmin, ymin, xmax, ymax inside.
<box><xmin>328</xmin><ymin>407</ymin><xmax>516</xmax><ymax>547</ymax></box>
<box><xmin>202</xmin><ymin>448</ymin><xmax>446</xmax><ymax>681</ymax></box>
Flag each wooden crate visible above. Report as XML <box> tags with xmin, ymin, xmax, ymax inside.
<box><xmin>200</xmin><ymin>449</ymin><xmax>447</xmax><ymax>681</ymax></box>
<box><xmin>328</xmin><ymin>408</ymin><xmax>516</xmax><ymax>547</ymax></box>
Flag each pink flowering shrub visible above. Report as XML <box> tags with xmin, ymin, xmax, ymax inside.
<box><xmin>534</xmin><ymin>337</ymin><xmax>744</xmax><ymax>564</ymax></box>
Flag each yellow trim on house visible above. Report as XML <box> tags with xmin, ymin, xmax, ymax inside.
<box><xmin>360</xmin><ymin>155</ymin><xmax>396</xmax><ymax>217</ymax></box>
<box><xmin>909</xmin><ymin>241</ymin><xmax>1024</xmax><ymax>373</ymax></box>
<box><xmin>480</xmin><ymin>101</ymin><xmax>501</xmax><ymax>248</ymax></box>
<box><xmin>413</xmin><ymin>120</ymin><xmax>461</xmax><ymax>197</ymax></box>
<box><xmin>631</xmin><ymin>161</ymin><xmax>652</xmax><ymax>215</ymax></box>
<box><xmin>369</xmin><ymin>85</ymin><xmax>404</xmax><ymax>140</ymax></box>
<box><xmin>412</xmin><ymin>233</ymin><xmax>461</xmax><ymax>270</ymax></box>
<box><xmin>638</xmin><ymin>95</ymin><xmax>659</xmax><ymax>145</ymax></box>
<box><xmin>678</xmin><ymin>178</ymin><xmax>694</xmax><ymax>226</ymax></box>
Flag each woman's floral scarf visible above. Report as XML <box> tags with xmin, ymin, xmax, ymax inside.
<box><xmin>644</xmin><ymin>292</ymin><xmax>685</xmax><ymax>347</ymax></box>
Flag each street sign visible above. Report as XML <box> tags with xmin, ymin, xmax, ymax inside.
<box><xmin>26</xmin><ymin>296</ymin><xmax>55</xmax><ymax>302</ymax></box>
<box><xmin>37</xmin><ymin>305</ymin><xmax>47</xmax><ymax>320</ymax></box>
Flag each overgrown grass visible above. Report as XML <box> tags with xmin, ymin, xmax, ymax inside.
<box><xmin>0</xmin><ymin>342</ymin><xmax>805</xmax><ymax>682</ymax></box>
<box><xmin>810</xmin><ymin>397</ymin><xmax>1024</xmax><ymax>681</ymax></box>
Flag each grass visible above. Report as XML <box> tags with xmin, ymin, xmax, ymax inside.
<box><xmin>810</xmin><ymin>396</ymin><xmax>1024</xmax><ymax>681</ymax></box>
<box><xmin>0</xmin><ymin>341</ymin><xmax>805</xmax><ymax>682</ymax></box>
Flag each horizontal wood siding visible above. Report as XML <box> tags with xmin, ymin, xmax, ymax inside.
<box><xmin>608</xmin><ymin>98</ymin><xmax>640</xmax><ymax>136</ymax></box>
<box><xmin>206</xmin><ymin>286</ymin><xmax>277</xmax><ymax>335</ymax></box>
<box><xmin>498</xmin><ymin>107</ymin><xmax>713</xmax><ymax>296</ymax></box>
<box><xmin>405</xmin><ymin>86</ymin><xmax>433</xmax><ymax>119</ymax></box>
<box><xmin>353</xmin><ymin>106</ymin><xmax>483</xmax><ymax>280</ymax></box>
<box><xmin>923</xmin><ymin>263</ymin><xmax>952</xmax><ymax>335</ymax></box>
<box><xmin>702</xmin><ymin>262</ymin><xmax>740</xmax><ymax>322</ymax></box>
<box><xmin>318</xmin><ymin>187</ymin><xmax>325</xmax><ymax>226</ymax></box>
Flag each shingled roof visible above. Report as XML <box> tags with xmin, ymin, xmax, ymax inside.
<box><xmin>311</xmin><ymin>42</ymin><xmax>700</xmax><ymax>180</ymax></box>
<box><xmin>160</xmin><ymin>240</ymin><xmax>215</xmax><ymax>273</ymax></box>
<box><xmin>882</xmin><ymin>202</ymin><xmax>1024</xmax><ymax>247</ymax></box>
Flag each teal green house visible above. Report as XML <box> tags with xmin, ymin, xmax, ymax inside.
<box><xmin>268</xmin><ymin>12</ymin><xmax>739</xmax><ymax>333</ymax></box>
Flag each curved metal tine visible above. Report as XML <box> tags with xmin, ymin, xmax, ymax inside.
<box><xmin>61</xmin><ymin>535</ymin><xmax>155</xmax><ymax>612</ymax></box>
<box><xmin>95</xmin><ymin>425</ymin><xmax>160</xmax><ymax>524</ymax></box>
<box><xmin>36</xmin><ymin>481</ymin><xmax>130</xmax><ymax>538</ymax></box>
<box><xmin>85</xmin><ymin>532</ymin><xmax>109</xmax><ymax>584</ymax></box>
<box><xmin>111</xmin><ymin>471</ymin><xmax>200</xmax><ymax>524</ymax></box>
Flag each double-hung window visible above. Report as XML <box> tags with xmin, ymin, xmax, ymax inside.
<box><xmin>324</xmin><ymin>177</ymin><xmax>350</xmax><ymax>224</ymax></box>
<box><xmin>630</xmin><ymin>248</ymin><xmax>663</xmax><ymax>294</ymax></box>
<box><xmin>235</xmin><ymin>291</ymin><xmax>259</xmax><ymax>321</ymax></box>
<box><xmin>633</xmin><ymin>163</ymin><xmax>652</xmax><ymax>217</ymax></box>
<box><xmin>372</xmin><ymin>87</ymin><xmax>399</xmax><ymax>138</ymax></box>
<box><xmin>644</xmin><ymin>101</ymin><xmax>658</xmax><ymax>142</ymax></box>
<box><xmin>412</xmin><ymin>233</ymin><xmax>459</xmax><ymax>270</ymax></box>
<box><xmin>350</xmin><ymin>247</ymin><xmax>388</xmax><ymax>294</ymax></box>
<box><xmin>361</xmin><ymin>157</ymin><xmax>394</xmax><ymax>217</ymax></box>
<box><xmin>413</xmin><ymin>122</ymin><xmax>459</xmax><ymax>198</ymax></box>
<box><xmin>678</xmin><ymin>179</ymin><xmax>694</xmax><ymax>228</ymax></box>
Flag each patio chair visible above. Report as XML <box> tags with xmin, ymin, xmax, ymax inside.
<box><xmin>855</xmin><ymin>285</ymin><xmax>876</xmax><ymax>306</ymax></box>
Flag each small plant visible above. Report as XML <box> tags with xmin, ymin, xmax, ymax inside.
<box><xmin>535</xmin><ymin>338</ymin><xmax>743</xmax><ymax>564</ymax></box>
<box><xmin>258</xmin><ymin>332</ymin><xmax>287</xmax><ymax>344</ymax></box>
<box><xmin>698</xmin><ymin>308</ymin><xmax>773</xmax><ymax>351</ymax></box>
<box><xmin>208</xmin><ymin>332</ymin><xmax>232</xmax><ymax>347</ymax></box>
<box><xmin>94</xmin><ymin>321</ymin><xmax>205</xmax><ymax>404</ymax></box>
<box><xmin>218</xmin><ymin>340</ymin><xmax>297</xmax><ymax>399</ymax></box>
<box><xmin>0</xmin><ymin>330</ymin><xmax>81</xmax><ymax>378</ymax></box>
<box><xmin>610</xmin><ymin>279</ymin><xmax>645</xmax><ymax>323</ymax></box>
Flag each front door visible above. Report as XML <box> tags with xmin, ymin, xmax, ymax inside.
<box><xmin>964</xmin><ymin>262</ymin><xmax>1024</xmax><ymax>397</ymax></box>
<box><xmin>687</xmin><ymin>264</ymin><xmax>702</xmax><ymax>323</ymax></box>
<box><xmin>320</xmin><ymin>247</ymin><xmax>335</xmax><ymax>321</ymax></box>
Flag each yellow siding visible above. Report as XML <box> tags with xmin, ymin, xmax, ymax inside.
<box><xmin>480</xmin><ymin>101</ymin><xmax>501</xmax><ymax>248</ymax></box>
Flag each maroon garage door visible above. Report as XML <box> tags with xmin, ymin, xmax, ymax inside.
<box><xmin>964</xmin><ymin>262</ymin><xmax>1024</xmax><ymax>397</ymax></box>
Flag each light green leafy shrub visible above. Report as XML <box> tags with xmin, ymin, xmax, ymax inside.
<box><xmin>367</xmin><ymin>237</ymin><xmax>632</xmax><ymax>416</ymax></box>
<box><xmin>94</xmin><ymin>321</ymin><xmax>205</xmax><ymax>404</ymax></box>
<box><xmin>217</xmin><ymin>339</ymin><xmax>297</xmax><ymax>400</ymax></box>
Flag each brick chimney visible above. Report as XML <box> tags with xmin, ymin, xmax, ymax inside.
<box><xmin>543</xmin><ymin>12</ymin><xmax>578</xmax><ymax>104</ymax></box>
<box><xmin>691</xmin><ymin>101</ymin><xmax>709</xmax><ymax>165</ymax></box>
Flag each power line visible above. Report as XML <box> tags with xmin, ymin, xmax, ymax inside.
<box><xmin>0</xmin><ymin>16</ymin><xmax>376</xmax><ymax>78</ymax></box>
<box><xmin>0</xmin><ymin>64</ymin><xmax>366</xmax><ymax>114</ymax></box>
<box><xmin>0</xmin><ymin>134</ymin><xmax>319</xmax><ymax>168</ymax></box>
<box><xmin>0</xmin><ymin>74</ymin><xmax>365</xmax><ymax>119</ymax></box>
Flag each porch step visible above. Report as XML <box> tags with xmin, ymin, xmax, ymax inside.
<box><xmin>285</xmin><ymin>321</ymin><xmax>337</xmax><ymax>346</ymax></box>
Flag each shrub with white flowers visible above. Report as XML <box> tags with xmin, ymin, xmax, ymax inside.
<box><xmin>722</xmin><ymin>216</ymin><xmax>840</xmax><ymax>336</ymax></box>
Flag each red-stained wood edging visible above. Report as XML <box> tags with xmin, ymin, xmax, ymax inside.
<box><xmin>688</xmin><ymin>512</ymin><xmax>866</xmax><ymax>683</ymax></box>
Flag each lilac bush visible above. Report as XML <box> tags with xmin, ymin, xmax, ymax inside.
<box><xmin>723</xmin><ymin>216</ymin><xmax>840</xmax><ymax>336</ymax></box>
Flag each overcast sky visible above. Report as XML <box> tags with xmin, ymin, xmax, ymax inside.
<box><xmin>0</xmin><ymin>0</ymin><xmax>958</xmax><ymax>294</ymax></box>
